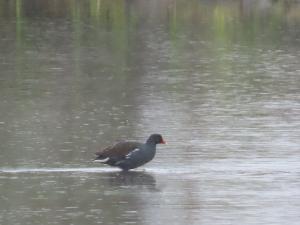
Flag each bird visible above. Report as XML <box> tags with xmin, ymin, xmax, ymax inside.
<box><xmin>94</xmin><ymin>134</ymin><xmax>166</xmax><ymax>171</ymax></box>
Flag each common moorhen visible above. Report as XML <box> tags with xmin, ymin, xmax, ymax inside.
<box><xmin>94</xmin><ymin>134</ymin><xmax>166</xmax><ymax>171</ymax></box>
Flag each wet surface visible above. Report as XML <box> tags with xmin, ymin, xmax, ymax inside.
<box><xmin>1</xmin><ymin>0</ymin><xmax>300</xmax><ymax>224</ymax></box>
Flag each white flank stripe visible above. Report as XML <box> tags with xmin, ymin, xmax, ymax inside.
<box><xmin>126</xmin><ymin>148</ymin><xmax>140</xmax><ymax>159</ymax></box>
<box><xmin>94</xmin><ymin>158</ymin><xmax>110</xmax><ymax>163</ymax></box>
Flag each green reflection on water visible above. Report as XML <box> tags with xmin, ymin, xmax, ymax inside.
<box><xmin>2</xmin><ymin>0</ymin><xmax>299</xmax><ymax>58</ymax></box>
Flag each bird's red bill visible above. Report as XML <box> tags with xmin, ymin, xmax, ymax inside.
<box><xmin>160</xmin><ymin>139</ymin><xmax>166</xmax><ymax>144</ymax></box>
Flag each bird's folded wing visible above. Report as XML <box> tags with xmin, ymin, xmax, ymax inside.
<box><xmin>95</xmin><ymin>141</ymin><xmax>140</xmax><ymax>158</ymax></box>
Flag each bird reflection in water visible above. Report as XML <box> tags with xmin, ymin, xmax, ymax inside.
<box><xmin>104</xmin><ymin>171</ymin><xmax>157</xmax><ymax>191</ymax></box>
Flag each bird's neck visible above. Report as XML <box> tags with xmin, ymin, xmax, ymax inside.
<box><xmin>146</xmin><ymin>140</ymin><xmax>157</xmax><ymax>146</ymax></box>
<box><xmin>145</xmin><ymin>142</ymin><xmax>157</xmax><ymax>158</ymax></box>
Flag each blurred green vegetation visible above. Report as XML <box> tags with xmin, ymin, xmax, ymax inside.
<box><xmin>1</xmin><ymin>0</ymin><xmax>298</xmax><ymax>46</ymax></box>
<box><xmin>0</xmin><ymin>0</ymin><xmax>299</xmax><ymax>75</ymax></box>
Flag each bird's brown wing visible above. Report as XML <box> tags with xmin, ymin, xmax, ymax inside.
<box><xmin>95</xmin><ymin>141</ymin><xmax>140</xmax><ymax>158</ymax></box>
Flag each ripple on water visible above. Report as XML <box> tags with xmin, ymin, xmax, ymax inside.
<box><xmin>0</xmin><ymin>167</ymin><xmax>196</xmax><ymax>175</ymax></box>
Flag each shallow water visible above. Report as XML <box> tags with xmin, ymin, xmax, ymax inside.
<box><xmin>1</xmin><ymin>0</ymin><xmax>300</xmax><ymax>225</ymax></box>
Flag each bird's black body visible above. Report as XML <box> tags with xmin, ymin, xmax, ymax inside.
<box><xmin>94</xmin><ymin>134</ymin><xmax>165</xmax><ymax>171</ymax></box>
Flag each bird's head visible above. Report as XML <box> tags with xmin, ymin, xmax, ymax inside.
<box><xmin>146</xmin><ymin>134</ymin><xmax>166</xmax><ymax>145</ymax></box>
